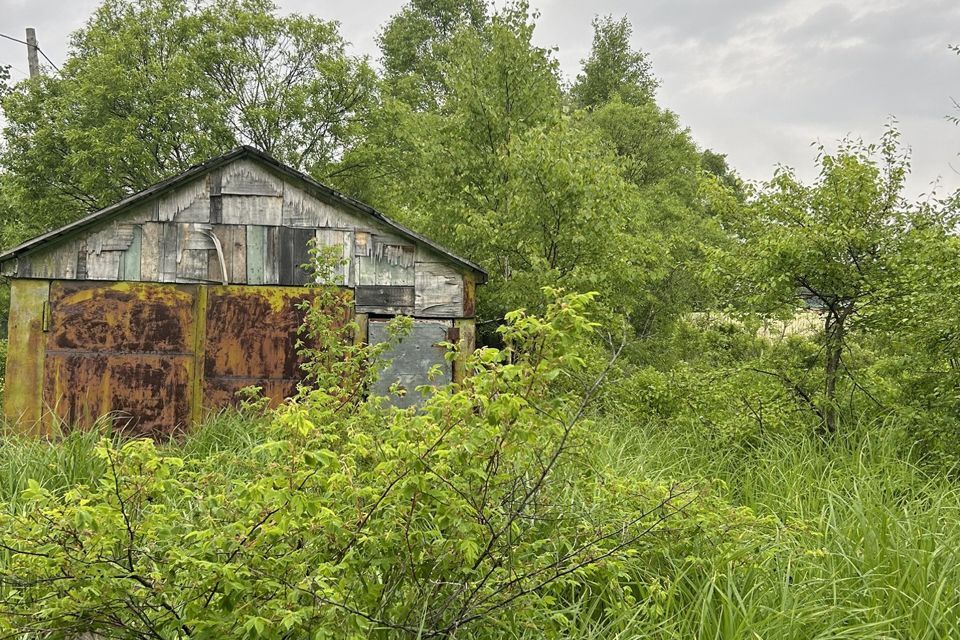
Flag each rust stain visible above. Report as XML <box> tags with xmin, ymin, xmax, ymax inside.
<box><xmin>44</xmin><ymin>353</ymin><xmax>194</xmax><ymax>437</ymax></box>
<box><xmin>4</xmin><ymin>279</ymin><xmax>50</xmax><ymax>433</ymax></box>
<box><xmin>47</xmin><ymin>281</ymin><xmax>197</xmax><ymax>353</ymax></box>
<box><xmin>462</xmin><ymin>273</ymin><xmax>476</xmax><ymax>317</ymax></box>
<box><xmin>202</xmin><ymin>285</ymin><xmax>352</xmax><ymax>411</ymax></box>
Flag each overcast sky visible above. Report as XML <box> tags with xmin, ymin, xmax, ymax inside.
<box><xmin>1</xmin><ymin>0</ymin><xmax>958</xmax><ymax>198</ymax></box>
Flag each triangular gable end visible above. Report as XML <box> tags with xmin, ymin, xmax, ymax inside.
<box><xmin>0</xmin><ymin>148</ymin><xmax>485</xmax><ymax>319</ymax></box>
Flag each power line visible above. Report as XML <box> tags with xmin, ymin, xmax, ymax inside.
<box><xmin>0</xmin><ymin>32</ymin><xmax>61</xmax><ymax>74</ymax></box>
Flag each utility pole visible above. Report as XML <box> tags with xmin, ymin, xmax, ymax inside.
<box><xmin>25</xmin><ymin>28</ymin><xmax>39</xmax><ymax>78</ymax></box>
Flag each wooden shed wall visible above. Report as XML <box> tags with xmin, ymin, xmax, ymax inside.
<box><xmin>1</xmin><ymin>158</ymin><xmax>476</xmax><ymax>319</ymax></box>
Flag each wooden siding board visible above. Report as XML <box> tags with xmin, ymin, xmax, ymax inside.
<box><xmin>282</xmin><ymin>183</ymin><xmax>354</xmax><ymax>227</ymax></box>
<box><xmin>415</xmin><ymin>262</ymin><xmax>464</xmax><ymax>317</ymax></box>
<box><xmin>264</xmin><ymin>226</ymin><xmax>280</xmax><ymax>284</ymax></box>
<box><xmin>246</xmin><ymin>225</ymin><xmax>266</xmax><ymax>285</ymax></box>
<box><xmin>208</xmin><ymin>225</ymin><xmax>245</xmax><ymax>283</ymax></box>
<box><xmin>85</xmin><ymin>250</ymin><xmax>122</xmax><ymax>280</ymax></box>
<box><xmin>355</xmin><ymin>285</ymin><xmax>415</xmax><ymax>315</ymax></box>
<box><xmin>316</xmin><ymin>228</ymin><xmax>352</xmax><ymax>285</ymax></box>
<box><xmin>160</xmin><ymin>223</ymin><xmax>179</xmax><ymax>282</ymax></box>
<box><xmin>121</xmin><ymin>226</ymin><xmax>142</xmax><ymax>281</ymax></box>
<box><xmin>140</xmin><ymin>223</ymin><xmax>162</xmax><ymax>282</ymax></box>
<box><xmin>220</xmin><ymin>158</ymin><xmax>284</xmax><ymax>196</ymax></box>
<box><xmin>279</xmin><ymin>227</ymin><xmax>314</xmax><ymax>286</ymax></box>
<box><xmin>158</xmin><ymin>178</ymin><xmax>210</xmax><ymax>222</ymax></box>
<box><xmin>221</xmin><ymin>195</ymin><xmax>283</xmax><ymax>226</ymax></box>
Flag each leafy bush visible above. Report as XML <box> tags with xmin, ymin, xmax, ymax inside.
<box><xmin>0</xmin><ymin>289</ymin><xmax>778</xmax><ymax>638</ymax></box>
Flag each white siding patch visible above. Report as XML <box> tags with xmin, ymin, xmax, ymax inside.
<box><xmin>220</xmin><ymin>159</ymin><xmax>284</xmax><ymax>196</ymax></box>
<box><xmin>159</xmin><ymin>178</ymin><xmax>210</xmax><ymax>222</ymax></box>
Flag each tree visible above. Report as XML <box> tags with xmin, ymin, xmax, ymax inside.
<box><xmin>0</xmin><ymin>0</ymin><xmax>373</xmax><ymax>241</ymax></box>
<box><xmin>570</xmin><ymin>15</ymin><xmax>658</xmax><ymax>110</ymax></box>
<box><xmin>714</xmin><ymin>128</ymin><xmax>914</xmax><ymax>435</ymax></box>
<box><xmin>377</xmin><ymin>0</ymin><xmax>489</xmax><ymax>110</ymax></box>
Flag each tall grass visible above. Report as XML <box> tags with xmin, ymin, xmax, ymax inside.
<box><xmin>0</xmin><ymin>410</ymin><xmax>270</xmax><ymax>508</ymax></box>
<box><xmin>574</xmin><ymin>416</ymin><xmax>960</xmax><ymax>639</ymax></box>
<box><xmin>1</xmin><ymin>408</ymin><xmax>958</xmax><ymax>638</ymax></box>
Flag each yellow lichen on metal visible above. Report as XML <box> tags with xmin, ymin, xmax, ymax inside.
<box><xmin>4</xmin><ymin>279</ymin><xmax>51</xmax><ymax>434</ymax></box>
<box><xmin>191</xmin><ymin>284</ymin><xmax>208</xmax><ymax>427</ymax></box>
<box><xmin>452</xmin><ymin>318</ymin><xmax>476</xmax><ymax>384</ymax></box>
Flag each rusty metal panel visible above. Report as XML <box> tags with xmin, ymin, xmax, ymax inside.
<box><xmin>201</xmin><ymin>285</ymin><xmax>352</xmax><ymax>410</ymax></box>
<box><xmin>44</xmin><ymin>353</ymin><xmax>194</xmax><ymax>437</ymax></box>
<box><xmin>38</xmin><ymin>281</ymin><xmax>199</xmax><ymax>436</ymax></box>
<box><xmin>46</xmin><ymin>281</ymin><xmax>198</xmax><ymax>353</ymax></box>
<box><xmin>4</xmin><ymin>280</ymin><xmax>50</xmax><ymax>432</ymax></box>
<box><xmin>369</xmin><ymin>318</ymin><xmax>452</xmax><ymax>408</ymax></box>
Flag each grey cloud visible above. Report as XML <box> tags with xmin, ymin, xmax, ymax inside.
<box><xmin>0</xmin><ymin>0</ymin><xmax>958</xmax><ymax>196</ymax></box>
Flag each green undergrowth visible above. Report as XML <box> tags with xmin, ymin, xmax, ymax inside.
<box><xmin>1</xmin><ymin>411</ymin><xmax>958</xmax><ymax>638</ymax></box>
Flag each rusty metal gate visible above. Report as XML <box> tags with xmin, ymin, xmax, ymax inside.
<box><xmin>16</xmin><ymin>281</ymin><xmax>351</xmax><ymax>437</ymax></box>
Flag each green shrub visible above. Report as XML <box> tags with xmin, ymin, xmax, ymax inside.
<box><xmin>0</xmin><ymin>289</ymin><xmax>778</xmax><ymax>638</ymax></box>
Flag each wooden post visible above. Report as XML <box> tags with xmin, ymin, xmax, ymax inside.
<box><xmin>25</xmin><ymin>28</ymin><xmax>39</xmax><ymax>79</ymax></box>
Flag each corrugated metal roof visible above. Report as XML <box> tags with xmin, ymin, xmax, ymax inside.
<box><xmin>0</xmin><ymin>146</ymin><xmax>488</xmax><ymax>283</ymax></box>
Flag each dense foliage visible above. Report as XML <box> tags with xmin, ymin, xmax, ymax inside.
<box><xmin>1</xmin><ymin>0</ymin><xmax>959</xmax><ymax>637</ymax></box>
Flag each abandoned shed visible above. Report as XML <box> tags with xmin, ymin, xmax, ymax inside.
<box><xmin>0</xmin><ymin>146</ymin><xmax>486</xmax><ymax>437</ymax></box>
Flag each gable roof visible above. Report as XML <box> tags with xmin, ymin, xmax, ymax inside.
<box><xmin>0</xmin><ymin>146</ymin><xmax>487</xmax><ymax>283</ymax></box>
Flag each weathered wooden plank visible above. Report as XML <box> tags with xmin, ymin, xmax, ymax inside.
<box><xmin>177</xmin><ymin>250</ymin><xmax>211</xmax><ymax>282</ymax></box>
<box><xmin>4</xmin><ymin>279</ymin><xmax>50</xmax><ymax>432</ymax></box>
<box><xmin>85</xmin><ymin>250</ymin><xmax>122</xmax><ymax>280</ymax></box>
<box><xmin>355</xmin><ymin>285</ymin><xmax>415</xmax><ymax>315</ymax></box>
<box><xmin>159</xmin><ymin>178</ymin><xmax>210</xmax><ymax>222</ymax></box>
<box><xmin>246</xmin><ymin>226</ymin><xmax>266</xmax><ymax>285</ymax></box>
<box><xmin>125</xmin><ymin>201</ymin><xmax>159</xmax><ymax>223</ymax></box>
<box><xmin>220</xmin><ymin>158</ymin><xmax>284</xmax><ymax>196</ymax></box>
<box><xmin>279</xmin><ymin>227</ymin><xmax>315</xmax><ymax>286</ymax></box>
<box><xmin>282</xmin><ymin>183</ymin><xmax>354</xmax><ymax>227</ymax></box>
<box><xmin>221</xmin><ymin>195</ymin><xmax>283</xmax><ymax>226</ymax></box>
<box><xmin>120</xmin><ymin>226</ymin><xmax>142</xmax><ymax>281</ymax></box>
<box><xmin>415</xmin><ymin>262</ymin><xmax>464</xmax><ymax>317</ymax></box>
<box><xmin>22</xmin><ymin>239</ymin><xmax>81</xmax><ymax>279</ymax></box>
<box><xmin>1</xmin><ymin>258</ymin><xmax>17</xmax><ymax>277</ymax></box>
<box><xmin>315</xmin><ymin>228</ymin><xmax>352</xmax><ymax>285</ymax></box>
<box><xmin>174</xmin><ymin>224</ymin><xmax>215</xmax><ymax>282</ymax></box>
<box><xmin>160</xmin><ymin>223</ymin><xmax>179</xmax><ymax>282</ymax></box>
<box><xmin>209</xmin><ymin>225</ymin><xmax>245</xmax><ymax>283</ymax></box>
<box><xmin>140</xmin><ymin>223</ymin><xmax>162</xmax><ymax>282</ymax></box>
<box><xmin>87</xmin><ymin>222</ymin><xmax>136</xmax><ymax>253</ymax></box>
<box><xmin>375</xmin><ymin>238</ymin><xmax>415</xmax><ymax>286</ymax></box>
<box><xmin>264</xmin><ymin>226</ymin><xmax>280</xmax><ymax>284</ymax></box>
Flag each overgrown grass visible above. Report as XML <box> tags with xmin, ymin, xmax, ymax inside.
<box><xmin>0</xmin><ymin>410</ymin><xmax>270</xmax><ymax>507</ymax></box>
<box><xmin>575</xmin><ymin>416</ymin><xmax>960</xmax><ymax>639</ymax></box>
<box><xmin>2</xmin><ymin>410</ymin><xmax>958</xmax><ymax>638</ymax></box>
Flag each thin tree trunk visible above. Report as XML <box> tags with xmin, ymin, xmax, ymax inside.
<box><xmin>821</xmin><ymin>313</ymin><xmax>844</xmax><ymax>436</ymax></box>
